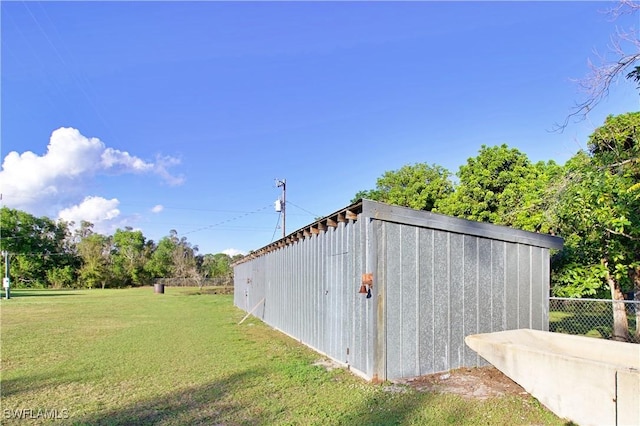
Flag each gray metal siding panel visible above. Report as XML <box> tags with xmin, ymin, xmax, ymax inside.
<box><xmin>380</xmin><ymin>226</ymin><xmax>551</xmax><ymax>380</ymax></box>
<box><xmin>340</xmin><ymin>221</ymin><xmax>351</xmax><ymax>364</ymax></box>
<box><xmin>505</xmin><ymin>243</ymin><xmax>519</xmax><ymax>330</ymax></box>
<box><xmin>491</xmin><ymin>241</ymin><xmax>506</xmax><ymax>333</ymax></box>
<box><xmin>462</xmin><ymin>235</ymin><xmax>479</xmax><ymax>367</ymax></box>
<box><xmin>326</xmin><ymin>229</ymin><xmax>334</xmax><ymax>359</ymax></box>
<box><xmin>347</xmin><ymin>220</ymin><xmax>356</xmax><ymax>365</ymax></box>
<box><xmin>234</xmin><ymin>201</ymin><xmax>555</xmax><ymax>382</ymax></box>
<box><xmin>349</xmin><ymin>222</ymin><xmax>357</xmax><ymax>367</ymax></box>
<box><xmin>333</xmin><ymin>227</ymin><xmax>342</xmax><ymax>362</ymax></box>
<box><xmin>530</xmin><ymin>246</ymin><xmax>544</xmax><ymax>331</ymax></box>
<box><xmin>477</xmin><ymin>239</ymin><xmax>494</xmax><ymax>367</ymax></box>
<box><xmin>478</xmin><ymin>239</ymin><xmax>493</xmax><ymax>334</ymax></box>
<box><xmin>233</xmin><ymin>215</ymin><xmax>373</xmax><ymax>379</ymax></box>
<box><xmin>312</xmin><ymin>235</ymin><xmax>320</xmax><ymax>350</ymax></box>
<box><xmin>385</xmin><ymin>222</ymin><xmax>402</xmax><ymax>379</ymax></box>
<box><xmin>432</xmin><ymin>230</ymin><xmax>450</xmax><ymax>373</ymax></box>
<box><xmin>449</xmin><ymin>233</ymin><xmax>465</xmax><ymax>370</ymax></box>
<box><xmin>402</xmin><ymin>227</ymin><xmax>418</xmax><ymax>378</ymax></box>
<box><xmin>319</xmin><ymin>233</ymin><xmax>328</xmax><ymax>356</ymax></box>
<box><xmin>541</xmin><ymin>248</ymin><xmax>550</xmax><ymax>331</ymax></box>
<box><xmin>382</xmin><ymin>223</ymin><xmax>421</xmax><ymax>379</ymax></box>
<box><xmin>353</xmin><ymin>219</ymin><xmax>366</xmax><ymax>373</ymax></box>
<box><xmin>418</xmin><ymin>228</ymin><xmax>434</xmax><ymax>376</ymax></box>
<box><xmin>302</xmin><ymin>240</ymin><xmax>308</xmax><ymax>335</ymax></box>
<box><xmin>365</xmin><ymin>218</ymin><xmax>377</xmax><ymax>379</ymax></box>
<box><xmin>518</xmin><ymin>244</ymin><xmax>531</xmax><ymax>329</ymax></box>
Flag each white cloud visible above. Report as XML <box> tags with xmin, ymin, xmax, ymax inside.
<box><xmin>151</xmin><ymin>204</ymin><xmax>164</xmax><ymax>213</ymax></box>
<box><xmin>222</xmin><ymin>248</ymin><xmax>246</xmax><ymax>257</ymax></box>
<box><xmin>0</xmin><ymin>127</ymin><xmax>184</xmax><ymax>218</ymax></box>
<box><xmin>101</xmin><ymin>147</ymin><xmax>154</xmax><ymax>173</ymax></box>
<box><xmin>58</xmin><ymin>196</ymin><xmax>121</xmax><ymax>233</ymax></box>
<box><xmin>153</xmin><ymin>155</ymin><xmax>185</xmax><ymax>186</ymax></box>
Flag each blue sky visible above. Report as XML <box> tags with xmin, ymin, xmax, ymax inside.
<box><xmin>1</xmin><ymin>1</ymin><xmax>638</xmax><ymax>256</ymax></box>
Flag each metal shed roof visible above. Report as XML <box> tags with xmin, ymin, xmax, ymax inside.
<box><xmin>237</xmin><ymin>199</ymin><xmax>563</xmax><ymax>263</ymax></box>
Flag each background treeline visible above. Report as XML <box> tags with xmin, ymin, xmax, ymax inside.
<box><xmin>353</xmin><ymin>112</ymin><xmax>639</xmax><ymax>326</ymax></box>
<box><xmin>1</xmin><ymin>112</ymin><xmax>638</xmax><ymax>309</ymax></box>
<box><xmin>0</xmin><ymin>213</ymin><xmax>240</xmax><ymax>289</ymax></box>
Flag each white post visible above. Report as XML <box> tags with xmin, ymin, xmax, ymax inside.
<box><xmin>2</xmin><ymin>251</ymin><xmax>10</xmax><ymax>299</ymax></box>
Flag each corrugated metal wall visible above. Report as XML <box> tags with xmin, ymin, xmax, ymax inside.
<box><xmin>234</xmin><ymin>217</ymin><xmax>378</xmax><ymax>379</ymax></box>
<box><xmin>234</xmin><ymin>200</ymin><xmax>561</xmax><ymax>382</ymax></box>
<box><xmin>378</xmin><ymin>222</ymin><xmax>550</xmax><ymax>380</ymax></box>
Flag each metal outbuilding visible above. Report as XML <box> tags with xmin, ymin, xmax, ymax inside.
<box><xmin>233</xmin><ymin>199</ymin><xmax>563</xmax><ymax>382</ymax></box>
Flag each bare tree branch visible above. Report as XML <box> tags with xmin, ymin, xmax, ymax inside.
<box><xmin>554</xmin><ymin>1</ymin><xmax>640</xmax><ymax>132</ymax></box>
<box><xmin>605</xmin><ymin>227</ymin><xmax>640</xmax><ymax>241</ymax></box>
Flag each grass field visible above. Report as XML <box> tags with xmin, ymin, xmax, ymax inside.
<box><xmin>1</xmin><ymin>287</ymin><xmax>564</xmax><ymax>425</ymax></box>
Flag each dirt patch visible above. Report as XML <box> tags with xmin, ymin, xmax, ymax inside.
<box><xmin>313</xmin><ymin>357</ymin><xmax>527</xmax><ymax>401</ymax></box>
<box><xmin>313</xmin><ymin>358</ymin><xmax>343</xmax><ymax>371</ymax></box>
<box><xmin>395</xmin><ymin>366</ymin><xmax>528</xmax><ymax>400</ymax></box>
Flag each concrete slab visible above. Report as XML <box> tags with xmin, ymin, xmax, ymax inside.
<box><xmin>465</xmin><ymin>329</ymin><xmax>640</xmax><ymax>426</ymax></box>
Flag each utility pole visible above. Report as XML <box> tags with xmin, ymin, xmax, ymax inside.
<box><xmin>276</xmin><ymin>179</ymin><xmax>286</xmax><ymax>238</ymax></box>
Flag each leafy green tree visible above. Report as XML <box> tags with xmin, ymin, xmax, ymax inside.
<box><xmin>552</xmin><ymin>112</ymin><xmax>640</xmax><ymax>341</ymax></box>
<box><xmin>145</xmin><ymin>230</ymin><xmax>199</xmax><ymax>285</ymax></box>
<box><xmin>77</xmin><ymin>233</ymin><xmax>113</xmax><ymax>289</ymax></box>
<box><xmin>112</xmin><ymin>228</ymin><xmax>150</xmax><ymax>287</ymax></box>
<box><xmin>626</xmin><ymin>65</ymin><xmax>640</xmax><ymax>90</ymax></box>
<box><xmin>46</xmin><ymin>265</ymin><xmax>76</xmax><ymax>289</ymax></box>
<box><xmin>145</xmin><ymin>237</ymin><xmax>173</xmax><ymax>279</ymax></box>
<box><xmin>435</xmin><ymin>145</ymin><xmax>560</xmax><ymax>233</ymax></box>
<box><xmin>0</xmin><ymin>207</ymin><xmax>76</xmax><ymax>287</ymax></box>
<box><xmin>353</xmin><ymin>163</ymin><xmax>453</xmax><ymax>211</ymax></box>
<box><xmin>201</xmin><ymin>253</ymin><xmax>233</xmax><ymax>279</ymax></box>
<box><xmin>588</xmin><ymin>112</ymin><xmax>640</xmax><ymax>179</ymax></box>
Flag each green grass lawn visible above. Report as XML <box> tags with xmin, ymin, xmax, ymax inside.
<box><xmin>1</xmin><ymin>287</ymin><xmax>564</xmax><ymax>425</ymax></box>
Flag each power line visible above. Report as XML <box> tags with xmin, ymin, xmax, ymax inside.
<box><xmin>180</xmin><ymin>204</ymin><xmax>272</xmax><ymax>237</ymax></box>
<box><xmin>0</xmin><ymin>251</ymin><xmax>74</xmax><ymax>257</ymax></box>
<box><xmin>270</xmin><ymin>212</ymin><xmax>282</xmax><ymax>243</ymax></box>
<box><xmin>286</xmin><ymin>200</ymin><xmax>320</xmax><ymax>218</ymax></box>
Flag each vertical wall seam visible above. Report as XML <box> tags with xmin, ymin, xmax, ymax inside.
<box><xmin>447</xmin><ymin>233</ymin><xmax>451</xmax><ymax>371</ymax></box>
<box><xmin>399</xmin><ymin>225</ymin><xmax>403</xmax><ymax>376</ymax></box>
<box><xmin>373</xmin><ymin>218</ymin><xmax>383</xmax><ymax>381</ymax></box>
<box><xmin>415</xmin><ymin>228</ymin><xmax>420</xmax><ymax>377</ymax></box>
<box><xmin>477</xmin><ymin>238</ymin><xmax>481</xmax><ymax>365</ymax></box>
<box><xmin>431</xmin><ymin>230</ymin><xmax>435</xmax><ymax>374</ymax></box>
<box><xmin>516</xmin><ymin>244</ymin><xmax>520</xmax><ymax>329</ymax></box>
<box><xmin>530</xmin><ymin>246</ymin><xmax>533</xmax><ymax>329</ymax></box>
<box><xmin>503</xmin><ymin>241</ymin><xmax>507</xmax><ymax>330</ymax></box>
<box><xmin>460</xmin><ymin>235</ymin><xmax>468</xmax><ymax>368</ymax></box>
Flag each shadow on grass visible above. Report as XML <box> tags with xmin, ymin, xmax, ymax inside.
<box><xmin>71</xmin><ymin>370</ymin><xmax>475</xmax><ymax>426</ymax></box>
<box><xmin>340</xmin><ymin>387</ymin><xmax>471</xmax><ymax>425</ymax></box>
<box><xmin>2</xmin><ymin>290</ymin><xmax>84</xmax><ymax>298</ymax></box>
<box><xmin>74</xmin><ymin>369</ymin><xmax>264</xmax><ymax>426</ymax></box>
<box><xmin>1</xmin><ymin>372</ymin><xmax>74</xmax><ymax>399</ymax></box>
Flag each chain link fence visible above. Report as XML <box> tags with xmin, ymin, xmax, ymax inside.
<box><xmin>549</xmin><ymin>297</ymin><xmax>639</xmax><ymax>343</ymax></box>
<box><xmin>155</xmin><ymin>277</ymin><xmax>233</xmax><ymax>287</ymax></box>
